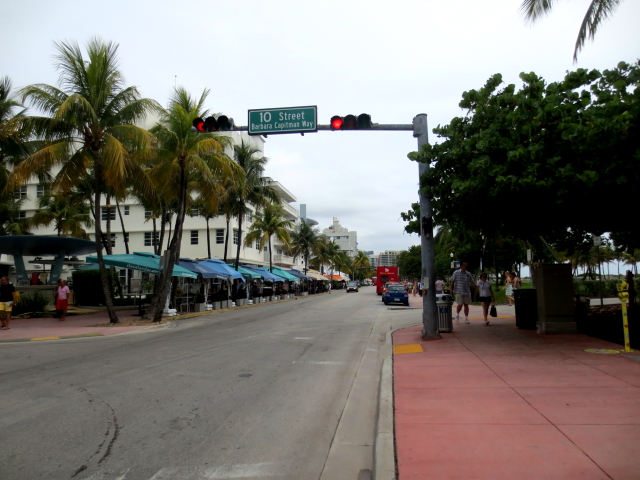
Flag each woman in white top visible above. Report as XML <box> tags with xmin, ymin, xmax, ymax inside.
<box><xmin>504</xmin><ymin>271</ymin><xmax>514</xmax><ymax>306</ymax></box>
<box><xmin>474</xmin><ymin>273</ymin><xmax>495</xmax><ymax>325</ymax></box>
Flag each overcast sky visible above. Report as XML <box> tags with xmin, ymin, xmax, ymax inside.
<box><xmin>2</xmin><ymin>0</ymin><xmax>639</xmax><ymax>256</ymax></box>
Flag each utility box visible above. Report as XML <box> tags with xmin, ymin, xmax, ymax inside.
<box><xmin>531</xmin><ymin>263</ymin><xmax>577</xmax><ymax>334</ymax></box>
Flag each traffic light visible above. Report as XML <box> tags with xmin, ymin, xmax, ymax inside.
<box><xmin>217</xmin><ymin>115</ymin><xmax>235</xmax><ymax>131</ymax></box>
<box><xmin>192</xmin><ymin>116</ymin><xmax>234</xmax><ymax>132</ymax></box>
<box><xmin>329</xmin><ymin>113</ymin><xmax>372</xmax><ymax>130</ymax></box>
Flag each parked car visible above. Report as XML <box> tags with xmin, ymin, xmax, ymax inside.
<box><xmin>346</xmin><ymin>281</ymin><xmax>359</xmax><ymax>292</ymax></box>
<box><xmin>383</xmin><ymin>282</ymin><xmax>409</xmax><ymax>306</ymax></box>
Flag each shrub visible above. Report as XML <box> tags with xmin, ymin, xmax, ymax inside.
<box><xmin>13</xmin><ymin>291</ymin><xmax>54</xmax><ymax>318</ymax></box>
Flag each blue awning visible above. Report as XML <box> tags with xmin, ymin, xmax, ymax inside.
<box><xmin>288</xmin><ymin>269</ymin><xmax>312</xmax><ymax>280</ymax></box>
<box><xmin>179</xmin><ymin>258</ymin><xmax>228</xmax><ymax>280</ymax></box>
<box><xmin>203</xmin><ymin>259</ymin><xmax>245</xmax><ymax>282</ymax></box>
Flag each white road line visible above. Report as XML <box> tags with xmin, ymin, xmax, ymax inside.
<box><xmin>294</xmin><ymin>337</ymin><xmax>311</xmax><ymax>339</ymax></box>
<box><xmin>149</xmin><ymin>462</ymin><xmax>277</xmax><ymax>479</ymax></box>
<box><xmin>292</xmin><ymin>360</ymin><xmax>345</xmax><ymax>365</ymax></box>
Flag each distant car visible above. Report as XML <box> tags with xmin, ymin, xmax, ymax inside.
<box><xmin>383</xmin><ymin>283</ymin><xmax>409</xmax><ymax>306</ymax></box>
<box><xmin>346</xmin><ymin>281</ymin><xmax>359</xmax><ymax>292</ymax></box>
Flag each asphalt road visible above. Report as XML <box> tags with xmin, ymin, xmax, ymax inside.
<box><xmin>0</xmin><ymin>288</ymin><xmax>396</xmax><ymax>480</ymax></box>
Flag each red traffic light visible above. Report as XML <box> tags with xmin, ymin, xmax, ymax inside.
<box><xmin>330</xmin><ymin>114</ymin><xmax>372</xmax><ymax>130</ymax></box>
<box><xmin>192</xmin><ymin>117</ymin><xmax>205</xmax><ymax>132</ymax></box>
<box><xmin>331</xmin><ymin>116</ymin><xmax>343</xmax><ymax>130</ymax></box>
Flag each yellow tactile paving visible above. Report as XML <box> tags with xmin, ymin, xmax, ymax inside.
<box><xmin>394</xmin><ymin>344</ymin><xmax>424</xmax><ymax>354</ymax></box>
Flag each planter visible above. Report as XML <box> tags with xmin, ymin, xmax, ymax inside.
<box><xmin>236</xmin><ymin>298</ymin><xmax>246</xmax><ymax>307</ymax></box>
<box><xmin>195</xmin><ymin>303</ymin><xmax>207</xmax><ymax>312</ymax></box>
<box><xmin>267</xmin><ymin>296</ymin><xmax>274</xmax><ymax>302</ymax></box>
<box><xmin>211</xmin><ymin>301</ymin><xmax>222</xmax><ymax>310</ymax></box>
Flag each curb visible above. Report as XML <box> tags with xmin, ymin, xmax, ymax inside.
<box><xmin>0</xmin><ymin>332</ymin><xmax>105</xmax><ymax>343</ymax></box>
<box><xmin>373</xmin><ymin>329</ymin><xmax>396</xmax><ymax>480</ymax></box>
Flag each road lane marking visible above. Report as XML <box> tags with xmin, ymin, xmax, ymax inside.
<box><xmin>294</xmin><ymin>337</ymin><xmax>311</xmax><ymax>339</ymax></box>
<box><xmin>149</xmin><ymin>462</ymin><xmax>278</xmax><ymax>479</ymax></box>
<box><xmin>292</xmin><ymin>360</ymin><xmax>345</xmax><ymax>365</ymax></box>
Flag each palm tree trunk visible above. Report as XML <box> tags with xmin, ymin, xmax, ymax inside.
<box><xmin>157</xmin><ymin>207</ymin><xmax>166</xmax><ymax>257</ymax></box>
<box><xmin>145</xmin><ymin>155</ymin><xmax>188</xmax><ymax>322</ymax></box>
<box><xmin>234</xmin><ymin>214</ymin><xmax>243</xmax><ymax>270</ymax></box>
<box><xmin>115</xmin><ymin>198</ymin><xmax>129</xmax><ymax>254</ymax></box>
<box><xmin>105</xmin><ymin>194</ymin><xmax>113</xmax><ymax>255</ymax></box>
<box><xmin>92</xmin><ymin>158</ymin><xmax>119</xmax><ymax>324</ymax></box>
<box><xmin>268</xmin><ymin>237</ymin><xmax>273</xmax><ymax>273</ymax></box>
<box><xmin>224</xmin><ymin>216</ymin><xmax>231</xmax><ymax>263</ymax></box>
<box><xmin>206</xmin><ymin>217</ymin><xmax>211</xmax><ymax>259</ymax></box>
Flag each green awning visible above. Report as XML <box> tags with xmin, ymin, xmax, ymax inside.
<box><xmin>269</xmin><ymin>266</ymin><xmax>299</xmax><ymax>282</ymax></box>
<box><xmin>86</xmin><ymin>252</ymin><xmax>197</xmax><ymax>278</ymax></box>
<box><xmin>228</xmin><ymin>264</ymin><xmax>262</xmax><ymax>279</ymax></box>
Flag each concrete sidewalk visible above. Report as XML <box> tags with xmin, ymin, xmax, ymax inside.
<box><xmin>392</xmin><ymin>304</ymin><xmax>640</xmax><ymax>480</ymax></box>
<box><xmin>0</xmin><ymin>308</ymin><xmax>154</xmax><ymax>342</ymax></box>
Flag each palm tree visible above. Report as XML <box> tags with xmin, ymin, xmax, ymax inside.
<box><xmin>244</xmin><ymin>203</ymin><xmax>293</xmax><ymax>272</ymax></box>
<box><xmin>13</xmin><ymin>38</ymin><xmax>159</xmax><ymax>323</ymax></box>
<box><xmin>311</xmin><ymin>237</ymin><xmax>337</xmax><ymax>275</ymax></box>
<box><xmin>352</xmin><ymin>250</ymin><xmax>372</xmax><ymax>282</ymax></box>
<box><xmin>520</xmin><ymin>0</ymin><xmax>624</xmax><ymax>61</ymax></box>
<box><xmin>0</xmin><ymin>196</ymin><xmax>31</xmax><ymax>236</ymax></box>
<box><xmin>29</xmin><ymin>190</ymin><xmax>93</xmax><ymax>238</ymax></box>
<box><xmin>289</xmin><ymin>219</ymin><xmax>322</xmax><ymax>274</ymax></box>
<box><xmin>333</xmin><ymin>251</ymin><xmax>353</xmax><ymax>280</ymax></box>
<box><xmin>143</xmin><ymin>87</ymin><xmax>236</xmax><ymax>322</ymax></box>
<box><xmin>229</xmin><ymin>140</ymin><xmax>280</xmax><ymax>271</ymax></box>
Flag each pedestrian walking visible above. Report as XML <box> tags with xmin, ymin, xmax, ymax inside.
<box><xmin>55</xmin><ymin>279</ymin><xmax>70</xmax><ymax>321</ymax></box>
<box><xmin>435</xmin><ymin>277</ymin><xmax>444</xmax><ymax>294</ymax></box>
<box><xmin>0</xmin><ymin>276</ymin><xmax>17</xmax><ymax>330</ymax></box>
<box><xmin>474</xmin><ymin>272</ymin><xmax>495</xmax><ymax>325</ymax></box>
<box><xmin>412</xmin><ymin>282</ymin><xmax>418</xmax><ymax>297</ymax></box>
<box><xmin>504</xmin><ymin>271</ymin><xmax>514</xmax><ymax>306</ymax></box>
<box><xmin>451</xmin><ymin>262</ymin><xmax>476</xmax><ymax>324</ymax></box>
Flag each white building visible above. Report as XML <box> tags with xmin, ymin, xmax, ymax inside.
<box><xmin>322</xmin><ymin>217</ymin><xmax>357</xmax><ymax>257</ymax></box>
<box><xmin>378</xmin><ymin>251</ymin><xmax>401</xmax><ymax>267</ymax></box>
<box><xmin>7</xmin><ymin>131</ymin><xmax>303</xmax><ymax>285</ymax></box>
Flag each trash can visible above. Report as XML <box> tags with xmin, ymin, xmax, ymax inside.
<box><xmin>436</xmin><ymin>293</ymin><xmax>454</xmax><ymax>333</ymax></box>
<box><xmin>514</xmin><ymin>289</ymin><xmax>538</xmax><ymax>330</ymax></box>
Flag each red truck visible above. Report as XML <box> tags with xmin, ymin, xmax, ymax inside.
<box><xmin>376</xmin><ymin>266</ymin><xmax>399</xmax><ymax>295</ymax></box>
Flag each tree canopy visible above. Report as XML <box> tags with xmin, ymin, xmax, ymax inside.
<box><xmin>409</xmin><ymin>61</ymin><xmax>640</xmax><ymax>253</ymax></box>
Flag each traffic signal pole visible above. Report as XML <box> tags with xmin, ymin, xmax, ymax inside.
<box><xmin>413</xmin><ymin>114</ymin><xmax>440</xmax><ymax>339</ymax></box>
<box><xmin>235</xmin><ymin>114</ymin><xmax>440</xmax><ymax>338</ymax></box>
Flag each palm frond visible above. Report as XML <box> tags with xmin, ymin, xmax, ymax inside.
<box><xmin>573</xmin><ymin>0</ymin><xmax>621</xmax><ymax>61</ymax></box>
<box><xmin>520</xmin><ymin>0</ymin><xmax>559</xmax><ymax>24</ymax></box>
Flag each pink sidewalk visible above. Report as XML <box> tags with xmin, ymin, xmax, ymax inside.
<box><xmin>0</xmin><ymin>309</ymin><xmax>153</xmax><ymax>342</ymax></box>
<box><xmin>393</xmin><ymin>307</ymin><xmax>640</xmax><ymax>480</ymax></box>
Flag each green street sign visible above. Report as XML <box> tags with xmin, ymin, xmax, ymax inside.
<box><xmin>248</xmin><ymin>106</ymin><xmax>317</xmax><ymax>135</ymax></box>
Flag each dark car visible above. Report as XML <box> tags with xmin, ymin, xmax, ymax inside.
<box><xmin>383</xmin><ymin>283</ymin><xmax>409</xmax><ymax>306</ymax></box>
<box><xmin>346</xmin><ymin>281</ymin><xmax>359</xmax><ymax>292</ymax></box>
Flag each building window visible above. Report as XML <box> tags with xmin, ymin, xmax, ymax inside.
<box><xmin>124</xmin><ymin>206</ymin><xmax>130</xmax><ymax>215</ymax></box>
<box><xmin>14</xmin><ymin>186</ymin><xmax>27</xmax><ymax>199</ymax></box>
<box><xmin>191</xmin><ymin>230</ymin><xmax>198</xmax><ymax>245</ymax></box>
<box><xmin>144</xmin><ymin>210</ymin><xmax>152</xmax><ymax>219</ymax></box>
<box><xmin>108</xmin><ymin>234</ymin><xmax>116</xmax><ymax>247</ymax></box>
<box><xmin>233</xmin><ymin>229</ymin><xmax>239</xmax><ymax>245</ymax></box>
<box><xmin>19</xmin><ymin>210</ymin><xmax>26</xmax><ymax>219</ymax></box>
<box><xmin>263</xmin><ymin>247</ymin><xmax>268</xmax><ymax>252</ymax></box>
<box><xmin>190</xmin><ymin>208</ymin><xmax>200</xmax><ymax>217</ymax></box>
<box><xmin>255</xmin><ymin>240</ymin><xmax>260</xmax><ymax>249</ymax></box>
<box><xmin>123</xmin><ymin>232</ymin><xmax>129</xmax><ymax>244</ymax></box>
<box><xmin>36</xmin><ymin>185</ymin><xmax>46</xmax><ymax>198</ymax></box>
<box><xmin>216</xmin><ymin>229</ymin><xmax>224</xmax><ymax>244</ymax></box>
<box><xmin>144</xmin><ymin>232</ymin><xmax>158</xmax><ymax>247</ymax></box>
<box><xmin>101</xmin><ymin>207</ymin><xmax>116</xmax><ymax>221</ymax></box>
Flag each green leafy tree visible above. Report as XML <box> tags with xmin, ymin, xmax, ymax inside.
<box><xmin>411</xmin><ymin>62</ymin><xmax>640</xmax><ymax>255</ymax></box>
<box><xmin>14</xmin><ymin>39</ymin><xmax>159</xmax><ymax>323</ymax></box>
<box><xmin>396</xmin><ymin>246</ymin><xmax>422</xmax><ymax>281</ymax></box>
<box><xmin>244</xmin><ymin>203</ymin><xmax>293</xmax><ymax>273</ymax></box>
<box><xmin>521</xmin><ymin>0</ymin><xmax>625</xmax><ymax>61</ymax></box>
<box><xmin>352</xmin><ymin>250</ymin><xmax>372</xmax><ymax>281</ymax></box>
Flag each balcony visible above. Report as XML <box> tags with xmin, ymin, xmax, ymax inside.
<box><xmin>273</xmin><ymin>254</ymin><xmax>295</xmax><ymax>267</ymax></box>
<box><xmin>281</xmin><ymin>202</ymin><xmax>299</xmax><ymax>220</ymax></box>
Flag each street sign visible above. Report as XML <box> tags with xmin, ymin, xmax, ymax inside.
<box><xmin>248</xmin><ymin>106</ymin><xmax>317</xmax><ymax>135</ymax></box>
<box><xmin>593</xmin><ymin>235</ymin><xmax>602</xmax><ymax>246</ymax></box>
